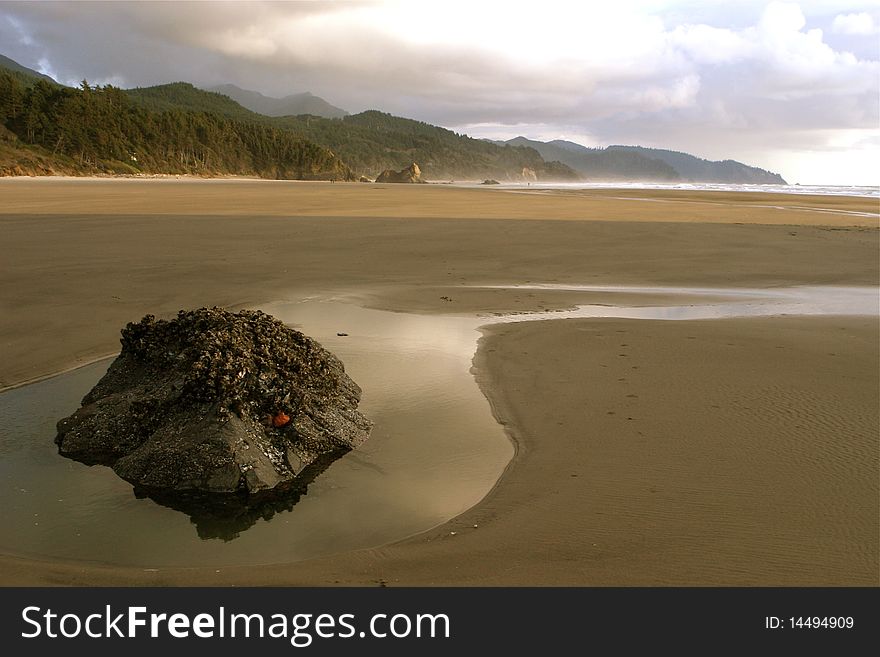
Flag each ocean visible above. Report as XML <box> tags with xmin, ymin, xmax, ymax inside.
<box><xmin>459</xmin><ymin>181</ymin><xmax>880</xmax><ymax>198</ymax></box>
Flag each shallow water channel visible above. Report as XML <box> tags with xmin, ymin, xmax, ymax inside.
<box><xmin>0</xmin><ymin>301</ymin><xmax>509</xmax><ymax>567</ymax></box>
<box><xmin>0</xmin><ymin>286</ymin><xmax>875</xmax><ymax>566</ymax></box>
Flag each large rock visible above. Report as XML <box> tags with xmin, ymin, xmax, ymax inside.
<box><xmin>56</xmin><ymin>308</ymin><xmax>372</xmax><ymax>503</ymax></box>
<box><xmin>375</xmin><ymin>162</ymin><xmax>426</xmax><ymax>183</ymax></box>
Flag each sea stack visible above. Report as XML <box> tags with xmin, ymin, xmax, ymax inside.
<box><xmin>55</xmin><ymin>308</ymin><xmax>372</xmax><ymax>498</ymax></box>
<box><xmin>375</xmin><ymin>162</ymin><xmax>426</xmax><ymax>183</ymax></box>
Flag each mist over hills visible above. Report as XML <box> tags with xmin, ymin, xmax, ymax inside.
<box><xmin>207</xmin><ymin>84</ymin><xmax>348</xmax><ymax>119</ymax></box>
<box><xmin>504</xmin><ymin>137</ymin><xmax>785</xmax><ymax>184</ymax></box>
<box><xmin>0</xmin><ymin>53</ymin><xmax>785</xmax><ymax>184</ymax></box>
<box><xmin>505</xmin><ymin>136</ymin><xmax>679</xmax><ymax>181</ymax></box>
<box><xmin>0</xmin><ymin>53</ymin><xmax>56</xmax><ymax>85</ymax></box>
<box><xmin>604</xmin><ymin>145</ymin><xmax>786</xmax><ymax>184</ymax></box>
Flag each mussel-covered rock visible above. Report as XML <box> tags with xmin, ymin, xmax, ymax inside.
<box><xmin>55</xmin><ymin>308</ymin><xmax>372</xmax><ymax>503</ymax></box>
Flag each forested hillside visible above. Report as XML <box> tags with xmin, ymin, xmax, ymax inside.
<box><xmin>0</xmin><ymin>63</ymin><xmax>578</xmax><ymax>181</ymax></box>
<box><xmin>506</xmin><ymin>137</ymin><xmax>679</xmax><ymax>181</ymax></box>
<box><xmin>503</xmin><ymin>137</ymin><xmax>787</xmax><ymax>184</ymax></box>
<box><xmin>0</xmin><ymin>53</ymin><xmax>788</xmax><ymax>184</ymax></box>
<box><xmin>208</xmin><ymin>84</ymin><xmax>348</xmax><ymax>119</ymax></box>
<box><xmin>277</xmin><ymin>111</ymin><xmax>577</xmax><ymax>180</ymax></box>
<box><xmin>0</xmin><ymin>73</ymin><xmax>352</xmax><ymax>179</ymax></box>
<box><xmin>126</xmin><ymin>82</ymin><xmax>258</xmax><ymax>121</ymax></box>
<box><xmin>606</xmin><ymin>145</ymin><xmax>786</xmax><ymax>184</ymax></box>
<box><xmin>125</xmin><ymin>83</ymin><xmax>578</xmax><ymax>180</ymax></box>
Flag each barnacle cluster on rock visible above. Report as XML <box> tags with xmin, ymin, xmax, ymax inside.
<box><xmin>120</xmin><ymin>308</ymin><xmax>338</xmax><ymax>422</ymax></box>
<box><xmin>55</xmin><ymin>307</ymin><xmax>372</xmax><ymax>533</ymax></box>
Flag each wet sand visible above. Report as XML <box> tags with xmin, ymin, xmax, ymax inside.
<box><xmin>0</xmin><ymin>179</ymin><xmax>877</xmax><ymax>584</ymax></box>
<box><xmin>470</xmin><ymin>316</ymin><xmax>878</xmax><ymax>585</ymax></box>
<box><xmin>1</xmin><ymin>177</ymin><xmax>878</xmax><ymax>223</ymax></box>
<box><xmin>2</xmin><ymin>181</ymin><xmax>877</xmax><ymax>390</ymax></box>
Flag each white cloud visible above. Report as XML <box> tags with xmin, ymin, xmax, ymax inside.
<box><xmin>759</xmin><ymin>1</ymin><xmax>807</xmax><ymax>33</ymax></box>
<box><xmin>670</xmin><ymin>24</ymin><xmax>753</xmax><ymax>64</ymax></box>
<box><xmin>832</xmin><ymin>12</ymin><xmax>878</xmax><ymax>35</ymax></box>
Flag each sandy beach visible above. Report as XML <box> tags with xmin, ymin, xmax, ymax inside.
<box><xmin>0</xmin><ymin>179</ymin><xmax>877</xmax><ymax>585</ymax></box>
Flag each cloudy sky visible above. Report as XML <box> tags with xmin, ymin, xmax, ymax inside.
<box><xmin>1</xmin><ymin>0</ymin><xmax>877</xmax><ymax>185</ymax></box>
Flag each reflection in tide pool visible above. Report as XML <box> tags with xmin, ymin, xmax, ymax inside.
<box><xmin>476</xmin><ymin>285</ymin><xmax>878</xmax><ymax>322</ymax></box>
<box><xmin>0</xmin><ymin>301</ymin><xmax>511</xmax><ymax>567</ymax></box>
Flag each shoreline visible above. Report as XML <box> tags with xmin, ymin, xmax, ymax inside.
<box><xmin>2</xmin><ymin>175</ymin><xmax>878</xmax><ymax>200</ymax></box>
<box><xmin>0</xmin><ymin>353</ymin><xmax>117</xmax><ymax>394</ymax></box>
<box><xmin>0</xmin><ymin>182</ymin><xmax>877</xmax><ymax>585</ymax></box>
<box><xmin>1</xmin><ymin>178</ymin><xmax>877</xmax><ymax>224</ymax></box>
